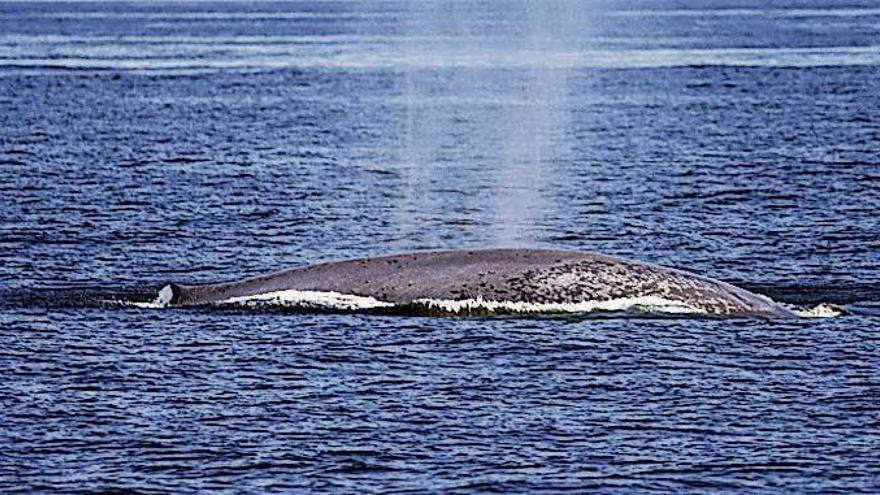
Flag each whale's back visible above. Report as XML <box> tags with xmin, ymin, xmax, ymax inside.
<box><xmin>167</xmin><ymin>249</ymin><xmax>794</xmax><ymax>317</ymax></box>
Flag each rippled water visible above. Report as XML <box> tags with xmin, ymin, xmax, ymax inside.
<box><xmin>2</xmin><ymin>0</ymin><xmax>880</xmax><ymax>492</ymax></box>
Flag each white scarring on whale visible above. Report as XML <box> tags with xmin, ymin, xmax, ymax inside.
<box><xmin>150</xmin><ymin>248</ymin><xmax>797</xmax><ymax>317</ymax></box>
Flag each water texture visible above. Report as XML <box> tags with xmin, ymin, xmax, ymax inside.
<box><xmin>1</xmin><ymin>0</ymin><xmax>879</xmax><ymax>492</ymax></box>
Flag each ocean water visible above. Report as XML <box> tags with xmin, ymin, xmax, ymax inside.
<box><xmin>2</xmin><ymin>0</ymin><xmax>880</xmax><ymax>492</ymax></box>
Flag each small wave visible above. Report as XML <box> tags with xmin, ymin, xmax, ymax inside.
<box><xmin>740</xmin><ymin>282</ymin><xmax>880</xmax><ymax>306</ymax></box>
<box><xmin>790</xmin><ymin>303</ymin><xmax>845</xmax><ymax>318</ymax></box>
<box><xmin>609</xmin><ymin>7</ymin><xmax>880</xmax><ymax>18</ymax></box>
<box><xmin>3</xmin><ymin>46</ymin><xmax>880</xmax><ymax>75</ymax></box>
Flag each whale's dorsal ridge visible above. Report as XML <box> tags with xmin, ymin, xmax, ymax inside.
<box><xmin>160</xmin><ymin>248</ymin><xmax>795</xmax><ymax>318</ymax></box>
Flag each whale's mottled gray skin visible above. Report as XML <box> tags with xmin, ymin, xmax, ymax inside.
<box><xmin>165</xmin><ymin>249</ymin><xmax>794</xmax><ymax>317</ymax></box>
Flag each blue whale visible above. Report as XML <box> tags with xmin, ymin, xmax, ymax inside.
<box><xmin>159</xmin><ymin>249</ymin><xmax>795</xmax><ymax>317</ymax></box>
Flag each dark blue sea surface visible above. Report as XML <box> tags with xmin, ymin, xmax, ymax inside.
<box><xmin>2</xmin><ymin>0</ymin><xmax>880</xmax><ymax>492</ymax></box>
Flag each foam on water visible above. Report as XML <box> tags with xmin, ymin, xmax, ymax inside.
<box><xmin>204</xmin><ymin>289</ymin><xmax>706</xmax><ymax>316</ymax></box>
<box><xmin>791</xmin><ymin>303</ymin><xmax>845</xmax><ymax>318</ymax></box>
<box><xmin>408</xmin><ymin>295</ymin><xmax>704</xmax><ymax>315</ymax></box>
<box><xmin>134</xmin><ymin>285</ymin><xmax>848</xmax><ymax>318</ymax></box>
<box><xmin>222</xmin><ymin>289</ymin><xmax>395</xmax><ymax>311</ymax></box>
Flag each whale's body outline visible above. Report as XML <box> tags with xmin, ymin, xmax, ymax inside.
<box><xmin>160</xmin><ymin>249</ymin><xmax>795</xmax><ymax>317</ymax></box>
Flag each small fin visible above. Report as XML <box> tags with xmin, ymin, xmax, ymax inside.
<box><xmin>153</xmin><ymin>283</ymin><xmax>181</xmax><ymax>307</ymax></box>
